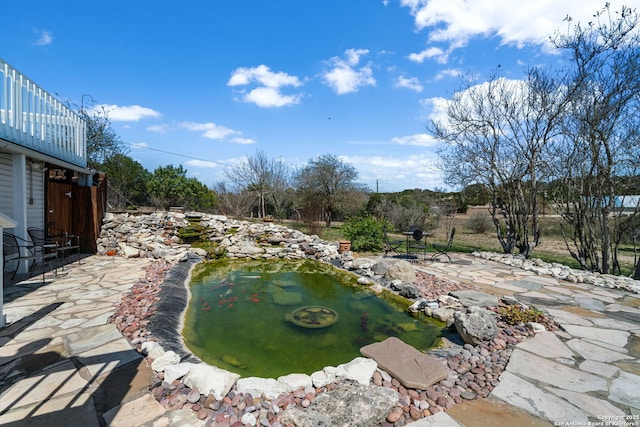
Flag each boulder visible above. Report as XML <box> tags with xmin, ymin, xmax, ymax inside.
<box><xmin>183</xmin><ymin>364</ymin><xmax>240</xmax><ymax>400</ymax></box>
<box><xmin>454</xmin><ymin>306</ymin><xmax>498</xmax><ymax>345</ymax></box>
<box><xmin>164</xmin><ymin>362</ymin><xmax>196</xmax><ymax>384</ymax></box>
<box><xmin>384</xmin><ymin>260</ymin><xmax>416</xmax><ymax>283</ymax></box>
<box><xmin>236</xmin><ymin>377</ymin><xmax>290</xmax><ymax>400</ymax></box>
<box><xmin>277</xmin><ymin>373</ymin><xmax>313</xmax><ymax>391</ymax></box>
<box><xmin>141</xmin><ymin>341</ymin><xmax>165</xmax><ymax>360</ymax></box>
<box><xmin>335</xmin><ymin>357</ymin><xmax>377</xmax><ymax>385</ymax></box>
<box><xmin>281</xmin><ymin>382</ymin><xmax>398</xmax><ymax>427</ymax></box>
<box><xmin>311</xmin><ymin>366</ymin><xmax>338</xmax><ymax>388</ymax></box>
<box><xmin>371</xmin><ymin>260</ymin><xmax>390</xmax><ymax>276</ymax></box>
<box><xmin>151</xmin><ymin>350</ymin><xmax>181</xmax><ymax>372</ymax></box>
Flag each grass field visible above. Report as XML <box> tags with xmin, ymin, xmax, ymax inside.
<box><xmin>282</xmin><ymin>215</ymin><xmax>638</xmax><ymax>277</ymax></box>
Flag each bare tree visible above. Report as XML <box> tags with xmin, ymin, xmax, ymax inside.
<box><xmin>432</xmin><ymin>68</ymin><xmax>564</xmax><ymax>257</ymax></box>
<box><xmin>213</xmin><ymin>181</ymin><xmax>254</xmax><ymax>218</ymax></box>
<box><xmin>547</xmin><ymin>4</ymin><xmax>640</xmax><ymax>274</ymax></box>
<box><xmin>225</xmin><ymin>150</ymin><xmax>292</xmax><ymax>219</ymax></box>
<box><xmin>295</xmin><ymin>154</ymin><xmax>365</xmax><ymax>228</ymax></box>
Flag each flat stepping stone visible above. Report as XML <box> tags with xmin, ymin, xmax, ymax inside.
<box><xmin>66</xmin><ymin>324</ymin><xmax>123</xmax><ymax>355</ymax></box>
<box><xmin>448</xmin><ymin>290</ymin><xmax>499</xmax><ymax>307</ymax></box>
<box><xmin>506</xmin><ymin>349</ymin><xmax>607</xmax><ymax>393</ymax></box>
<box><xmin>360</xmin><ymin>337</ymin><xmax>449</xmax><ymax>390</ymax></box>
<box><xmin>503</xmin><ymin>279</ymin><xmax>543</xmax><ymax>291</ymax></box>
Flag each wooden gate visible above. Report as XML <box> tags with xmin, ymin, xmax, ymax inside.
<box><xmin>46</xmin><ymin>176</ymin><xmax>106</xmax><ymax>253</ymax></box>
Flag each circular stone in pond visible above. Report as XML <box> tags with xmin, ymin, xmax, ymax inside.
<box><xmin>285</xmin><ymin>306</ymin><xmax>339</xmax><ymax>329</ymax></box>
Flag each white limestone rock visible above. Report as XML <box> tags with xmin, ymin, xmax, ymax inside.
<box><xmin>236</xmin><ymin>377</ymin><xmax>289</xmax><ymax>400</ymax></box>
<box><xmin>141</xmin><ymin>341</ymin><xmax>165</xmax><ymax>360</ymax></box>
<box><xmin>164</xmin><ymin>362</ymin><xmax>196</xmax><ymax>385</ymax></box>
<box><xmin>335</xmin><ymin>357</ymin><xmax>377</xmax><ymax>385</ymax></box>
<box><xmin>277</xmin><ymin>373</ymin><xmax>313</xmax><ymax>392</ymax></box>
<box><xmin>183</xmin><ymin>364</ymin><xmax>240</xmax><ymax>400</ymax></box>
<box><xmin>151</xmin><ymin>350</ymin><xmax>181</xmax><ymax>372</ymax></box>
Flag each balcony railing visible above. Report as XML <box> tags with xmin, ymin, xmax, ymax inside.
<box><xmin>0</xmin><ymin>58</ymin><xmax>86</xmax><ymax>168</ymax></box>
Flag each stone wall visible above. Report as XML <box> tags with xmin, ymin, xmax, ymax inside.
<box><xmin>97</xmin><ymin>211</ymin><xmax>342</xmax><ymax>264</ymax></box>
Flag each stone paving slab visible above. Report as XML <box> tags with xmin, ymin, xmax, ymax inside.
<box><xmin>447</xmin><ymin>290</ymin><xmax>499</xmax><ymax>307</ymax></box>
<box><xmin>566</xmin><ymin>338</ymin><xmax>633</xmax><ymax>363</ymax></box>
<box><xmin>0</xmin><ymin>359</ymin><xmax>90</xmax><ymax>413</ymax></box>
<box><xmin>0</xmin><ymin>393</ymin><xmax>99</xmax><ymax>427</ymax></box>
<box><xmin>446</xmin><ymin>396</ymin><xmax>553</xmax><ymax>427</ymax></box>
<box><xmin>490</xmin><ymin>371</ymin><xmax>589</xmax><ymax>423</ymax></box>
<box><xmin>360</xmin><ymin>337</ymin><xmax>450</xmax><ymax>390</ymax></box>
<box><xmin>515</xmin><ymin>331</ymin><xmax>574</xmax><ymax>359</ymax></box>
<box><xmin>506</xmin><ymin>349</ymin><xmax>607</xmax><ymax>393</ymax></box>
<box><xmin>66</xmin><ymin>324</ymin><xmax>124</xmax><ymax>355</ymax></box>
<box><xmin>561</xmin><ymin>324</ymin><xmax>630</xmax><ymax>347</ymax></box>
<box><xmin>545</xmin><ymin>386</ymin><xmax>626</xmax><ymax>418</ymax></box>
<box><xmin>103</xmin><ymin>393</ymin><xmax>166</xmax><ymax>427</ymax></box>
<box><xmin>609</xmin><ymin>371</ymin><xmax>640</xmax><ymax>410</ymax></box>
<box><xmin>74</xmin><ymin>336</ymin><xmax>142</xmax><ymax>379</ymax></box>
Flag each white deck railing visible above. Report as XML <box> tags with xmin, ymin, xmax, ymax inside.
<box><xmin>0</xmin><ymin>58</ymin><xmax>86</xmax><ymax>168</ymax></box>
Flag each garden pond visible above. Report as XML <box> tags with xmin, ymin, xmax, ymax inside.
<box><xmin>183</xmin><ymin>259</ymin><xmax>444</xmax><ymax>378</ymax></box>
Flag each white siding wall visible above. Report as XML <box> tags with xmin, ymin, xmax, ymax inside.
<box><xmin>0</xmin><ymin>152</ymin><xmax>13</xmax><ymax>219</ymax></box>
<box><xmin>26</xmin><ymin>162</ymin><xmax>45</xmax><ymax>230</ymax></box>
<box><xmin>0</xmin><ymin>152</ymin><xmax>45</xmax><ymax>231</ymax></box>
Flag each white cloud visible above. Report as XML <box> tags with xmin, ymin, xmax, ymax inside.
<box><xmin>230</xmin><ymin>137</ymin><xmax>256</xmax><ymax>145</ymax></box>
<box><xmin>244</xmin><ymin>87</ymin><xmax>301</xmax><ymax>108</ymax></box>
<box><xmin>408</xmin><ymin>46</ymin><xmax>449</xmax><ymax>64</ymax></box>
<box><xmin>341</xmin><ymin>153</ymin><xmax>447</xmax><ymax>192</ymax></box>
<box><xmin>98</xmin><ymin>104</ymin><xmax>161</xmax><ymax>122</ymax></box>
<box><xmin>185</xmin><ymin>159</ymin><xmax>220</xmax><ymax>168</ymax></box>
<box><xmin>228</xmin><ymin>64</ymin><xmax>301</xmax><ymax>88</ymax></box>
<box><xmin>322</xmin><ymin>49</ymin><xmax>376</xmax><ymax>94</ymax></box>
<box><xmin>34</xmin><ymin>30</ymin><xmax>53</xmax><ymax>46</ymax></box>
<box><xmin>390</xmin><ymin>134</ymin><xmax>437</xmax><ymax>147</ymax></box>
<box><xmin>147</xmin><ymin>124</ymin><xmax>168</xmax><ymax>133</ymax></box>
<box><xmin>434</xmin><ymin>68</ymin><xmax>462</xmax><ymax>81</ymax></box>
<box><xmin>394</xmin><ymin>76</ymin><xmax>424</xmax><ymax>92</ymax></box>
<box><xmin>179</xmin><ymin>121</ymin><xmax>239</xmax><ymax>140</ymax></box>
<box><xmin>400</xmin><ymin>0</ymin><xmax>630</xmax><ymax>61</ymax></box>
<box><xmin>228</xmin><ymin>64</ymin><xmax>303</xmax><ymax>108</ymax></box>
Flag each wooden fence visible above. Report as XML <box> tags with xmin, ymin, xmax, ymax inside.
<box><xmin>46</xmin><ymin>175</ymin><xmax>106</xmax><ymax>253</ymax></box>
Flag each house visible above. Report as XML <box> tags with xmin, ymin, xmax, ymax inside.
<box><xmin>1</xmin><ymin>58</ymin><xmax>105</xmax><ymax>292</ymax></box>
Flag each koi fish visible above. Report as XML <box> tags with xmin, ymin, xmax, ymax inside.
<box><xmin>205</xmin><ymin>306</ymin><xmax>211</xmax><ymax>311</ymax></box>
<box><xmin>228</xmin><ymin>303</ymin><xmax>234</xmax><ymax>308</ymax></box>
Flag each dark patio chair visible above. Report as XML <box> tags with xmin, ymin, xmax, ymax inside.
<box><xmin>3</xmin><ymin>232</ymin><xmax>56</xmax><ymax>281</ymax></box>
<box><xmin>37</xmin><ymin>226</ymin><xmax>81</xmax><ymax>267</ymax></box>
<box><xmin>383</xmin><ymin>227</ymin><xmax>404</xmax><ymax>257</ymax></box>
<box><xmin>431</xmin><ymin>227</ymin><xmax>456</xmax><ymax>263</ymax></box>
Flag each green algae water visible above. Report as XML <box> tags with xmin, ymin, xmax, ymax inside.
<box><xmin>183</xmin><ymin>259</ymin><xmax>443</xmax><ymax>378</ymax></box>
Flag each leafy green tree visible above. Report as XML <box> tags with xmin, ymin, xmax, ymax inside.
<box><xmin>295</xmin><ymin>154</ymin><xmax>366</xmax><ymax>228</ymax></box>
<box><xmin>78</xmin><ymin>100</ymin><xmax>128</xmax><ymax>169</ymax></box>
<box><xmin>186</xmin><ymin>177</ymin><xmax>218</xmax><ymax>213</ymax></box>
<box><xmin>147</xmin><ymin>165</ymin><xmax>189</xmax><ymax>209</ymax></box>
<box><xmin>341</xmin><ymin>216</ymin><xmax>390</xmax><ymax>251</ymax></box>
<box><xmin>101</xmin><ymin>154</ymin><xmax>151</xmax><ymax>209</ymax></box>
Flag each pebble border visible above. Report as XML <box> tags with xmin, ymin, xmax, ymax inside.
<box><xmin>108</xmin><ymin>257</ymin><xmax>555</xmax><ymax>426</ymax></box>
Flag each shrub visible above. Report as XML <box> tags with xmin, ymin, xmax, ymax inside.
<box><xmin>498</xmin><ymin>305</ymin><xmax>545</xmax><ymax>325</ymax></box>
<box><xmin>341</xmin><ymin>216</ymin><xmax>390</xmax><ymax>251</ymax></box>
<box><xmin>466</xmin><ymin>213</ymin><xmax>491</xmax><ymax>234</ymax></box>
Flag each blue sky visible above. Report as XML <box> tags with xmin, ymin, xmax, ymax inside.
<box><xmin>1</xmin><ymin>1</ymin><xmax>630</xmax><ymax>192</ymax></box>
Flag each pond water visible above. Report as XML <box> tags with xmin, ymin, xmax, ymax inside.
<box><xmin>183</xmin><ymin>259</ymin><xmax>443</xmax><ymax>378</ymax></box>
